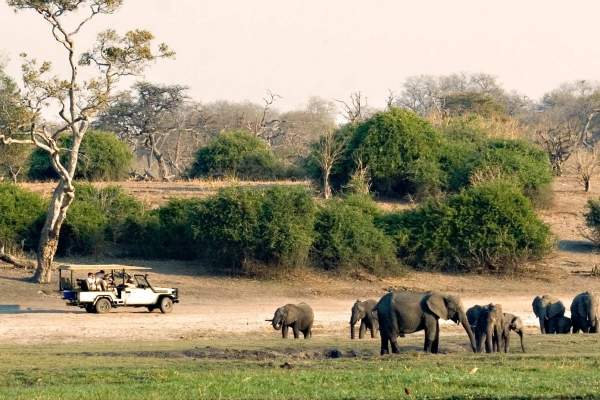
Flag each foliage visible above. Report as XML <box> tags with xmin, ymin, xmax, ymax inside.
<box><xmin>27</xmin><ymin>131</ymin><xmax>132</xmax><ymax>181</ymax></box>
<box><xmin>312</xmin><ymin>195</ymin><xmax>399</xmax><ymax>275</ymax></box>
<box><xmin>54</xmin><ymin>184</ymin><xmax>144</xmax><ymax>256</ymax></box>
<box><xmin>333</xmin><ymin>108</ymin><xmax>443</xmax><ymax>198</ymax></box>
<box><xmin>190</xmin><ymin>130</ymin><xmax>282</xmax><ymax>180</ymax></box>
<box><xmin>0</xmin><ymin>143</ymin><xmax>33</xmax><ymax>182</ymax></box>
<box><xmin>583</xmin><ymin>199</ymin><xmax>600</xmax><ymax>246</ymax></box>
<box><xmin>378</xmin><ymin>181</ymin><xmax>553</xmax><ymax>273</ymax></box>
<box><xmin>0</xmin><ymin>184</ymin><xmax>45</xmax><ymax>252</ymax></box>
<box><xmin>193</xmin><ymin>186</ymin><xmax>316</xmax><ymax>272</ymax></box>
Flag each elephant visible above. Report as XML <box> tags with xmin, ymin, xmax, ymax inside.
<box><xmin>350</xmin><ymin>299</ymin><xmax>379</xmax><ymax>339</ymax></box>
<box><xmin>548</xmin><ymin>316</ymin><xmax>572</xmax><ymax>334</ymax></box>
<box><xmin>502</xmin><ymin>313</ymin><xmax>525</xmax><ymax>353</ymax></box>
<box><xmin>570</xmin><ymin>291</ymin><xmax>599</xmax><ymax>333</ymax></box>
<box><xmin>376</xmin><ymin>291</ymin><xmax>476</xmax><ymax>355</ymax></box>
<box><xmin>466</xmin><ymin>304</ymin><xmax>504</xmax><ymax>353</ymax></box>
<box><xmin>267</xmin><ymin>303</ymin><xmax>314</xmax><ymax>339</ymax></box>
<box><xmin>532</xmin><ymin>295</ymin><xmax>565</xmax><ymax>334</ymax></box>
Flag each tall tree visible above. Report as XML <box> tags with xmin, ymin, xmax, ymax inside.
<box><xmin>95</xmin><ymin>82</ymin><xmax>187</xmax><ymax>181</ymax></box>
<box><xmin>0</xmin><ymin>0</ymin><xmax>173</xmax><ymax>283</ymax></box>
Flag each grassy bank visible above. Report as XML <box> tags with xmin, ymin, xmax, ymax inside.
<box><xmin>2</xmin><ymin>334</ymin><xmax>600</xmax><ymax>399</ymax></box>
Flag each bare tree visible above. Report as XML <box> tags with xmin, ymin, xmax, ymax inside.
<box><xmin>95</xmin><ymin>82</ymin><xmax>187</xmax><ymax>181</ymax></box>
<box><xmin>0</xmin><ymin>0</ymin><xmax>173</xmax><ymax>283</ymax></box>
<box><xmin>246</xmin><ymin>90</ymin><xmax>285</xmax><ymax>145</ymax></box>
<box><xmin>336</xmin><ymin>91</ymin><xmax>369</xmax><ymax>124</ymax></box>
<box><xmin>536</xmin><ymin>122</ymin><xmax>579</xmax><ymax>176</ymax></box>
<box><xmin>313</xmin><ymin>128</ymin><xmax>348</xmax><ymax>199</ymax></box>
<box><xmin>572</xmin><ymin>145</ymin><xmax>600</xmax><ymax>192</ymax></box>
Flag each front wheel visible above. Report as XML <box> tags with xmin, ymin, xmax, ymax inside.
<box><xmin>159</xmin><ymin>297</ymin><xmax>173</xmax><ymax>314</ymax></box>
<box><xmin>95</xmin><ymin>298</ymin><xmax>112</xmax><ymax>314</ymax></box>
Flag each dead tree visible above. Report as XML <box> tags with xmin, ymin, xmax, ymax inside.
<box><xmin>0</xmin><ymin>0</ymin><xmax>173</xmax><ymax>283</ymax></box>
<box><xmin>314</xmin><ymin>129</ymin><xmax>348</xmax><ymax>199</ymax></box>
<box><xmin>572</xmin><ymin>145</ymin><xmax>600</xmax><ymax>192</ymax></box>
<box><xmin>536</xmin><ymin>122</ymin><xmax>579</xmax><ymax>176</ymax></box>
<box><xmin>336</xmin><ymin>91</ymin><xmax>368</xmax><ymax>124</ymax></box>
<box><xmin>246</xmin><ymin>90</ymin><xmax>285</xmax><ymax>145</ymax></box>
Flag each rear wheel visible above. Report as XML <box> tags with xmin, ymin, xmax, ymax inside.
<box><xmin>95</xmin><ymin>298</ymin><xmax>112</xmax><ymax>314</ymax></box>
<box><xmin>159</xmin><ymin>297</ymin><xmax>173</xmax><ymax>314</ymax></box>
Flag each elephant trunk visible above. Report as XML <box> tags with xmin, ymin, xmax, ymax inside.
<box><xmin>460</xmin><ymin>312</ymin><xmax>477</xmax><ymax>353</ymax></box>
<box><xmin>517</xmin><ymin>330</ymin><xmax>525</xmax><ymax>353</ymax></box>
<box><xmin>350</xmin><ymin>323</ymin><xmax>356</xmax><ymax>339</ymax></box>
<box><xmin>272</xmin><ymin>318</ymin><xmax>283</xmax><ymax>330</ymax></box>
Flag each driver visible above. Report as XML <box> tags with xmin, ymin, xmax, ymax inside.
<box><xmin>125</xmin><ymin>276</ymin><xmax>137</xmax><ymax>288</ymax></box>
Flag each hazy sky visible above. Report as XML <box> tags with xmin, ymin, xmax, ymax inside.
<box><xmin>1</xmin><ymin>0</ymin><xmax>600</xmax><ymax>110</ymax></box>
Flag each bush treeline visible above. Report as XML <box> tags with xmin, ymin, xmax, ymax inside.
<box><xmin>0</xmin><ymin>182</ymin><xmax>553</xmax><ymax>275</ymax></box>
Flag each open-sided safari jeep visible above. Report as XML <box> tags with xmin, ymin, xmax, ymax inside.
<box><xmin>59</xmin><ymin>266</ymin><xmax>179</xmax><ymax>314</ymax></box>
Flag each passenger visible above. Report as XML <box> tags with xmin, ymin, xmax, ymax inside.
<box><xmin>95</xmin><ymin>269</ymin><xmax>108</xmax><ymax>291</ymax></box>
<box><xmin>125</xmin><ymin>277</ymin><xmax>137</xmax><ymax>289</ymax></box>
<box><xmin>86</xmin><ymin>272</ymin><xmax>97</xmax><ymax>291</ymax></box>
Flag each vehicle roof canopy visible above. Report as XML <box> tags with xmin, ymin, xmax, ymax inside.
<box><xmin>58</xmin><ymin>265</ymin><xmax>152</xmax><ymax>271</ymax></box>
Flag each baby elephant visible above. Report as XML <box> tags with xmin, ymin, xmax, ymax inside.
<box><xmin>547</xmin><ymin>316</ymin><xmax>572</xmax><ymax>334</ymax></box>
<box><xmin>502</xmin><ymin>313</ymin><xmax>525</xmax><ymax>353</ymax></box>
<box><xmin>350</xmin><ymin>299</ymin><xmax>379</xmax><ymax>339</ymax></box>
<box><xmin>467</xmin><ymin>303</ymin><xmax>504</xmax><ymax>353</ymax></box>
<box><xmin>267</xmin><ymin>303</ymin><xmax>314</xmax><ymax>339</ymax></box>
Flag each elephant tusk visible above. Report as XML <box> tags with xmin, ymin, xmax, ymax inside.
<box><xmin>265</xmin><ymin>319</ymin><xmax>273</xmax><ymax>322</ymax></box>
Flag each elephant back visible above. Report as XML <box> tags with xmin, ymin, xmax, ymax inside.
<box><xmin>295</xmin><ymin>302</ymin><xmax>314</xmax><ymax>327</ymax></box>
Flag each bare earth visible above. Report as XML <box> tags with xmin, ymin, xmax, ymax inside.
<box><xmin>2</xmin><ymin>175</ymin><xmax>600</xmax><ymax>344</ymax></box>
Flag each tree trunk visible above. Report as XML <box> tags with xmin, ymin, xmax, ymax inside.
<box><xmin>323</xmin><ymin>166</ymin><xmax>332</xmax><ymax>199</ymax></box>
<box><xmin>149</xmin><ymin>134</ymin><xmax>171</xmax><ymax>181</ymax></box>
<box><xmin>585</xmin><ymin>177</ymin><xmax>591</xmax><ymax>192</ymax></box>
<box><xmin>32</xmin><ymin>180</ymin><xmax>75</xmax><ymax>283</ymax></box>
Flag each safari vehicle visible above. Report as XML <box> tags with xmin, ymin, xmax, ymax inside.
<box><xmin>59</xmin><ymin>266</ymin><xmax>179</xmax><ymax>314</ymax></box>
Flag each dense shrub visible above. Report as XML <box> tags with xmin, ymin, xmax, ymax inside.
<box><xmin>312</xmin><ymin>195</ymin><xmax>399</xmax><ymax>275</ymax></box>
<box><xmin>378</xmin><ymin>181</ymin><xmax>553</xmax><ymax>273</ymax></box>
<box><xmin>336</xmin><ymin>108</ymin><xmax>443</xmax><ymax>197</ymax></box>
<box><xmin>193</xmin><ymin>186</ymin><xmax>316</xmax><ymax>272</ymax></box>
<box><xmin>27</xmin><ymin>130</ymin><xmax>132</xmax><ymax>181</ymax></box>
<box><xmin>584</xmin><ymin>199</ymin><xmax>600</xmax><ymax>245</ymax></box>
<box><xmin>55</xmin><ymin>184</ymin><xmax>144</xmax><ymax>256</ymax></box>
<box><xmin>0</xmin><ymin>184</ymin><xmax>45</xmax><ymax>251</ymax></box>
<box><xmin>190</xmin><ymin>130</ymin><xmax>282</xmax><ymax>179</ymax></box>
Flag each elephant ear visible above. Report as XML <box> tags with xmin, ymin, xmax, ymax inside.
<box><xmin>532</xmin><ymin>296</ymin><xmax>543</xmax><ymax>317</ymax></box>
<box><xmin>424</xmin><ymin>293</ymin><xmax>449</xmax><ymax>320</ymax></box>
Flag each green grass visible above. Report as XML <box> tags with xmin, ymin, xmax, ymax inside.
<box><xmin>1</xmin><ymin>334</ymin><xmax>600</xmax><ymax>399</ymax></box>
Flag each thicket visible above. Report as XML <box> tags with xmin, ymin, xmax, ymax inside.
<box><xmin>189</xmin><ymin>130</ymin><xmax>283</xmax><ymax>180</ymax></box>
<box><xmin>320</xmin><ymin>109</ymin><xmax>553</xmax><ymax>203</ymax></box>
<box><xmin>0</xmin><ymin>184</ymin><xmax>45</xmax><ymax>252</ymax></box>
<box><xmin>583</xmin><ymin>199</ymin><xmax>600</xmax><ymax>246</ymax></box>
<box><xmin>377</xmin><ymin>181</ymin><xmax>553</xmax><ymax>273</ymax></box>
<box><xmin>27</xmin><ymin>130</ymin><xmax>132</xmax><ymax>181</ymax></box>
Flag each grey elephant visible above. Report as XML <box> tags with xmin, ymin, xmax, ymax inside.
<box><xmin>350</xmin><ymin>299</ymin><xmax>379</xmax><ymax>339</ymax></box>
<box><xmin>267</xmin><ymin>303</ymin><xmax>314</xmax><ymax>339</ymax></box>
<box><xmin>547</xmin><ymin>316</ymin><xmax>572</xmax><ymax>334</ymax></box>
<box><xmin>376</xmin><ymin>291</ymin><xmax>476</xmax><ymax>355</ymax></box>
<box><xmin>502</xmin><ymin>313</ymin><xmax>525</xmax><ymax>352</ymax></box>
<box><xmin>570</xmin><ymin>291</ymin><xmax>599</xmax><ymax>333</ymax></box>
<box><xmin>532</xmin><ymin>295</ymin><xmax>565</xmax><ymax>334</ymax></box>
<box><xmin>466</xmin><ymin>304</ymin><xmax>504</xmax><ymax>353</ymax></box>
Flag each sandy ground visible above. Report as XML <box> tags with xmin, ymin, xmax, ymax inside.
<box><xmin>2</xmin><ymin>175</ymin><xmax>600</xmax><ymax>344</ymax></box>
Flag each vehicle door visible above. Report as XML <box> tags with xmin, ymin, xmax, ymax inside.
<box><xmin>122</xmin><ymin>275</ymin><xmax>157</xmax><ymax>305</ymax></box>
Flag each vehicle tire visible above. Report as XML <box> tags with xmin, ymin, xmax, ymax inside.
<box><xmin>95</xmin><ymin>298</ymin><xmax>112</xmax><ymax>314</ymax></box>
<box><xmin>147</xmin><ymin>306</ymin><xmax>155</xmax><ymax>313</ymax></box>
<box><xmin>85</xmin><ymin>304</ymin><xmax>96</xmax><ymax>313</ymax></box>
<box><xmin>159</xmin><ymin>297</ymin><xmax>173</xmax><ymax>314</ymax></box>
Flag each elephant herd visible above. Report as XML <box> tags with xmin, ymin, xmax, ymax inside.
<box><xmin>267</xmin><ymin>290</ymin><xmax>600</xmax><ymax>355</ymax></box>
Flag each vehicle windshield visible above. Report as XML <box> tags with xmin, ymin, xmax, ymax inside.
<box><xmin>134</xmin><ymin>275</ymin><xmax>151</xmax><ymax>289</ymax></box>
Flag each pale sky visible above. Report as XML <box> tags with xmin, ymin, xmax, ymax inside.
<box><xmin>1</xmin><ymin>0</ymin><xmax>600</xmax><ymax>110</ymax></box>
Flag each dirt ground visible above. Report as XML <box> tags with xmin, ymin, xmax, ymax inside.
<box><xmin>2</xmin><ymin>175</ymin><xmax>600</xmax><ymax>344</ymax></box>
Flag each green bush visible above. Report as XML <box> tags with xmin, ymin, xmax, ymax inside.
<box><xmin>0</xmin><ymin>184</ymin><xmax>45</xmax><ymax>251</ymax></box>
<box><xmin>190</xmin><ymin>130</ymin><xmax>281</xmax><ymax>179</ymax></box>
<box><xmin>312</xmin><ymin>195</ymin><xmax>399</xmax><ymax>275</ymax></box>
<box><xmin>193</xmin><ymin>186</ymin><xmax>316</xmax><ymax>272</ymax></box>
<box><xmin>584</xmin><ymin>199</ymin><xmax>600</xmax><ymax>245</ymax></box>
<box><xmin>27</xmin><ymin>130</ymin><xmax>132</xmax><ymax>181</ymax></box>
<box><xmin>56</xmin><ymin>184</ymin><xmax>144</xmax><ymax>256</ymax></box>
<box><xmin>345</xmin><ymin>108</ymin><xmax>443</xmax><ymax>197</ymax></box>
<box><xmin>378</xmin><ymin>181</ymin><xmax>553</xmax><ymax>273</ymax></box>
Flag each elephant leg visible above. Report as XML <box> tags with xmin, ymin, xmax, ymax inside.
<box><xmin>292</xmin><ymin>323</ymin><xmax>300</xmax><ymax>339</ymax></box>
<box><xmin>282</xmin><ymin>325</ymin><xmax>289</xmax><ymax>339</ymax></box>
<box><xmin>538</xmin><ymin>317</ymin><xmax>545</xmax><ymax>334</ymax></box>
<box><xmin>390</xmin><ymin>334</ymin><xmax>400</xmax><ymax>354</ymax></box>
<box><xmin>371</xmin><ymin>320</ymin><xmax>378</xmax><ymax>339</ymax></box>
<box><xmin>380</xmin><ymin>333</ymin><xmax>390</xmax><ymax>355</ymax></box>
<box><xmin>432</xmin><ymin>320</ymin><xmax>440</xmax><ymax>354</ymax></box>
<box><xmin>423</xmin><ymin>318</ymin><xmax>437</xmax><ymax>353</ymax></box>
<box><xmin>359</xmin><ymin>321</ymin><xmax>366</xmax><ymax>339</ymax></box>
<box><xmin>504</xmin><ymin>333</ymin><xmax>510</xmax><ymax>353</ymax></box>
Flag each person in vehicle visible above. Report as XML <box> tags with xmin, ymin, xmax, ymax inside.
<box><xmin>95</xmin><ymin>270</ymin><xmax>108</xmax><ymax>291</ymax></box>
<box><xmin>86</xmin><ymin>272</ymin><xmax>97</xmax><ymax>291</ymax></box>
<box><xmin>125</xmin><ymin>276</ymin><xmax>137</xmax><ymax>288</ymax></box>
